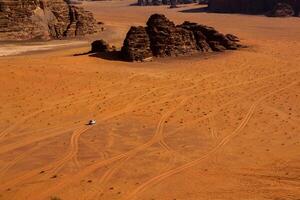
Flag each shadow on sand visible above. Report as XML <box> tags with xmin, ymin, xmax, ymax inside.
<box><xmin>74</xmin><ymin>51</ymin><xmax>125</xmax><ymax>62</ymax></box>
<box><xmin>179</xmin><ymin>6</ymin><xmax>209</xmax><ymax>13</ymax></box>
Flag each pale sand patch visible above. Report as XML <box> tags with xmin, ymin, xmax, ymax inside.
<box><xmin>0</xmin><ymin>41</ymin><xmax>88</xmax><ymax>57</ymax></box>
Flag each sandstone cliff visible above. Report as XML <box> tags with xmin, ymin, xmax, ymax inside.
<box><xmin>0</xmin><ymin>0</ymin><xmax>100</xmax><ymax>40</ymax></box>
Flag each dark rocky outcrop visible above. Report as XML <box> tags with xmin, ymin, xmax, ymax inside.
<box><xmin>121</xmin><ymin>14</ymin><xmax>241</xmax><ymax>61</ymax></box>
<box><xmin>121</xmin><ymin>26</ymin><xmax>153</xmax><ymax>61</ymax></box>
<box><xmin>137</xmin><ymin>0</ymin><xmax>196</xmax><ymax>6</ymax></box>
<box><xmin>91</xmin><ymin>40</ymin><xmax>111</xmax><ymax>53</ymax></box>
<box><xmin>146</xmin><ymin>14</ymin><xmax>198</xmax><ymax>57</ymax></box>
<box><xmin>208</xmin><ymin>0</ymin><xmax>300</xmax><ymax>17</ymax></box>
<box><xmin>269</xmin><ymin>2</ymin><xmax>295</xmax><ymax>16</ymax></box>
<box><xmin>0</xmin><ymin>0</ymin><xmax>101</xmax><ymax>40</ymax></box>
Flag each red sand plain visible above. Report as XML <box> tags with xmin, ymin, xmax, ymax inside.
<box><xmin>0</xmin><ymin>1</ymin><xmax>300</xmax><ymax>200</ymax></box>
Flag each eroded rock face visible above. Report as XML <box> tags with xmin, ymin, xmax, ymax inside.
<box><xmin>208</xmin><ymin>0</ymin><xmax>300</xmax><ymax>17</ymax></box>
<box><xmin>121</xmin><ymin>14</ymin><xmax>241</xmax><ymax>61</ymax></box>
<box><xmin>0</xmin><ymin>0</ymin><xmax>100</xmax><ymax>40</ymax></box>
<box><xmin>146</xmin><ymin>14</ymin><xmax>198</xmax><ymax>57</ymax></box>
<box><xmin>121</xmin><ymin>26</ymin><xmax>153</xmax><ymax>61</ymax></box>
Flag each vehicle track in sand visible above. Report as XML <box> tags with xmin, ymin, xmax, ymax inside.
<box><xmin>0</xmin><ymin>80</ymin><xmax>267</xmax><ymax>192</ymax></box>
<box><xmin>51</xmin><ymin>126</ymin><xmax>91</xmax><ymax>173</ymax></box>
<box><xmin>0</xmin><ymin>78</ymin><xmax>134</xmax><ymax>141</ymax></box>
<box><xmin>0</xmin><ymin>86</ymin><xmax>166</xmax><ymax>192</ymax></box>
<box><xmin>27</xmin><ymin>72</ymin><xmax>298</xmax><ymax>200</ymax></box>
<box><xmin>31</xmin><ymin>96</ymin><xmax>189</xmax><ymax>200</ymax></box>
<box><xmin>0</xmin><ymin>86</ymin><xmax>146</xmax><ymax>156</ymax></box>
<box><xmin>0</xmin><ymin>139</ymin><xmax>55</xmax><ymax>178</ymax></box>
<box><xmin>3</xmin><ymin>69</ymin><xmax>298</xmax><ymax>198</ymax></box>
<box><xmin>122</xmin><ymin>81</ymin><xmax>299</xmax><ymax>200</ymax></box>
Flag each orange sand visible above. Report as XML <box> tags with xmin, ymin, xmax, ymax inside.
<box><xmin>0</xmin><ymin>1</ymin><xmax>300</xmax><ymax>200</ymax></box>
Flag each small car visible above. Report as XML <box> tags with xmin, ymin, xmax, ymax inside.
<box><xmin>88</xmin><ymin>120</ymin><xmax>96</xmax><ymax>125</ymax></box>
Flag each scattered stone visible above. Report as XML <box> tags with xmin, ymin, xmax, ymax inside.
<box><xmin>51</xmin><ymin>175</ymin><xmax>57</xmax><ymax>179</ymax></box>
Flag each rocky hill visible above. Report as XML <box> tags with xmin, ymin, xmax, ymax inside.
<box><xmin>0</xmin><ymin>0</ymin><xmax>101</xmax><ymax>40</ymax></box>
<box><xmin>208</xmin><ymin>0</ymin><xmax>300</xmax><ymax>17</ymax></box>
<box><xmin>121</xmin><ymin>14</ymin><xmax>241</xmax><ymax>61</ymax></box>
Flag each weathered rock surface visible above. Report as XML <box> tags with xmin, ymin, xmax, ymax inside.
<box><xmin>0</xmin><ymin>0</ymin><xmax>101</xmax><ymax>40</ymax></box>
<box><xmin>146</xmin><ymin>14</ymin><xmax>198</xmax><ymax>57</ymax></box>
<box><xmin>121</xmin><ymin>14</ymin><xmax>241</xmax><ymax>61</ymax></box>
<box><xmin>137</xmin><ymin>0</ymin><xmax>196</xmax><ymax>6</ymax></box>
<box><xmin>208</xmin><ymin>0</ymin><xmax>300</xmax><ymax>17</ymax></box>
<box><xmin>121</xmin><ymin>26</ymin><xmax>153</xmax><ymax>61</ymax></box>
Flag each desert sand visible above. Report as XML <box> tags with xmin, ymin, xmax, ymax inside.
<box><xmin>0</xmin><ymin>1</ymin><xmax>300</xmax><ymax>200</ymax></box>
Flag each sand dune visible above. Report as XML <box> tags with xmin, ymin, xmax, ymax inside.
<box><xmin>0</xmin><ymin>1</ymin><xmax>300</xmax><ymax>200</ymax></box>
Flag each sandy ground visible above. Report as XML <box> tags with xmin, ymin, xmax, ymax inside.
<box><xmin>0</xmin><ymin>1</ymin><xmax>300</xmax><ymax>200</ymax></box>
<box><xmin>0</xmin><ymin>41</ymin><xmax>89</xmax><ymax>57</ymax></box>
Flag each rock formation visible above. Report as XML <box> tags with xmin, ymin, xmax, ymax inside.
<box><xmin>0</xmin><ymin>0</ymin><xmax>101</xmax><ymax>40</ymax></box>
<box><xmin>269</xmin><ymin>2</ymin><xmax>295</xmax><ymax>16</ymax></box>
<box><xmin>146</xmin><ymin>14</ymin><xmax>198</xmax><ymax>57</ymax></box>
<box><xmin>121</xmin><ymin>26</ymin><xmax>153</xmax><ymax>61</ymax></box>
<box><xmin>121</xmin><ymin>14</ymin><xmax>241</xmax><ymax>61</ymax></box>
<box><xmin>137</xmin><ymin>0</ymin><xmax>196</xmax><ymax>6</ymax></box>
<box><xmin>208</xmin><ymin>0</ymin><xmax>300</xmax><ymax>17</ymax></box>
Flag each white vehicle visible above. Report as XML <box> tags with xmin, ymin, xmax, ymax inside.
<box><xmin>88</xmin><ymin>120</ymin><xmax>96</xmax><ymax>125</ymax></box>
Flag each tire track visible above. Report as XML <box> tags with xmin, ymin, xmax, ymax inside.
<box><xmin>122</xmin><ymin>81</ymin><xmax>298</xmax><ymax>200</ymax></box>
<box><xmin>51</xmin><ymin>126</ymin><xmax>91</xmax><ymax>173</ymax></box>
<box><xmin>31</xmin><ymin>96</ymin><xmax>189</xmax><ymax>200</ymax></box>
<box><xmin>0</xmin><ymin>86</ymin><xmax>166</xmax><ymax>192</ymax></box>
<box><xmin>0</xmin><ymin>78</ymin><xmax>132</xmax><ymax>141</ymax></box>
<box><xmin>26</xmin><ymin>73</ymin><xmax>293</xmax><ymax>199</ymax></box>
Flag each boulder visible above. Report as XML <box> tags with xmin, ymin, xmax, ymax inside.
<box><xmin>91</xmin><ymin>40</ymin><xmax>110</xmax><ymax>53</ymax></box>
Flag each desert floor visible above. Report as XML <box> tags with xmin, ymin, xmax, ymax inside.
<box><xmin>0</xmin><ymin>1</ymin><xmax>300</xmax><ymax>200</ymax></box>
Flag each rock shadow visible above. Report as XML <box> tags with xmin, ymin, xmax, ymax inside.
<box><xmin>74</xmin><ymin>51</ymin><xmax>125</xmax><ymax>62</ymax></box>
<box><xmin>179</xmin><ymin>6</ymin><xmax>209</xmax><ymax>13</ymax></box>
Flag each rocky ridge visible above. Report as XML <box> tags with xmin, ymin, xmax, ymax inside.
<box><xmin>0</xmin><ymin>0</ymin><xmax>101</xmax><ymax>40</ymax></box>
